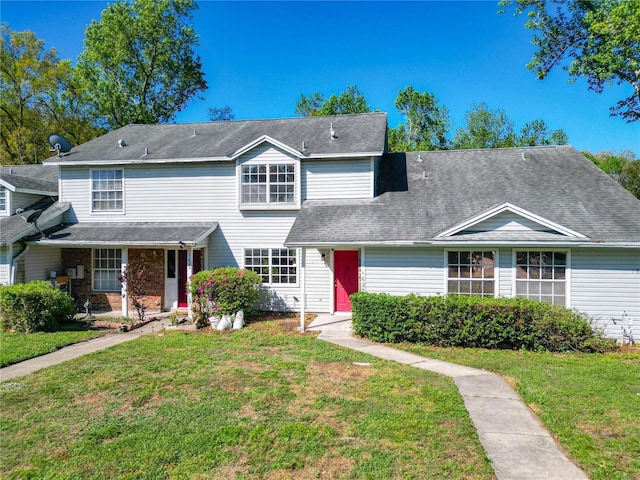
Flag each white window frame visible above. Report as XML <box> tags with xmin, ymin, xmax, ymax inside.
<box><xmin>243</xmin><ymin>248</ymin><xmax>298</xmax><ymax>285</ymax></box>
<box><xmin>238</xmin><ymin>161</ymin><xmax>300</xmax><ymax>210</ymax></box>
<box><xmin>92</xmin><ymin>248</ymin><xmax>122</xmax><ymax>292</ymax></box>
<box><xmin>0</xmin><ymin>186</ymin><xmax>6</xmax><ymax>213</ymax></box>
<box><xmin>445</xmin><ymin>250</ymin><xmax>498</xmax><ymax>298</ymax></box>
<box><xmin>513</xmin><ymin>249</ymin><xmax>570</xmax><ymax>307</ymax></box>
<box><xmin>90</xmin><ymin>169</ymin><xmax>124</xmax><ymax>213</ymax></box>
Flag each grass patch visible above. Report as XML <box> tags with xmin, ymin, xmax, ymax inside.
<box><xmin>397</xmin><ymin>343</ymin><xmax>640</xmax><ymax>480</ymax></box>
<box><xmin>0</xmin><ymin>316</ymin><xmax>494</xmax><ymax>479</ymax></box>
<box><xmin>1</xmin><ymin>322</ymin><xmax>111</xmax><ymax>367</ymax></box>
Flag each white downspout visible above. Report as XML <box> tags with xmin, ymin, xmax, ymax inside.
<box><xmin>299</xmin><ymin>247</ymin><xmax>306</xmax><ymax>332</ymax></box>
<box><xmin>10</xmin><ymin>244</ymin><xmax>29</xmax><ymax>285</ymax></box>
<box><xmin>187</xmin><ymin>247</ymin><xmax>194</xmax><ymax>319</ymax></box>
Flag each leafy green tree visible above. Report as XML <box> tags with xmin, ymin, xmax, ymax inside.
<box><xmin>584</xmin><ymin>150</ymin><xmax>640</xmax><ymax>199</ymax></box>
<box><xmin>295</xmin><ymin>85</ymin><xmax>370</xmax><ymax>116</ymax></box>
<box><xmin>208</xmin><ymin>105</ymin><xmax>234</xmax><ymax>122</ymax></box>
<box><xmin>77</xmin><ymin>0</ymin><xmax>207</xmax><ymax>129</ymax></box>
<box><xmin>500</xmin><ymin>0</ymin><xmax>640</xmax><ymax>121</ymax></box>
<box><xmin>388</xmin><ymin>86</ymin><xmax>450</xmax><ymax>152</ymax></box>
<box><xmin>452</xmin><ymin>102</ymin><xmax>517</xmax><ymax>149</ymax></box>
<box><xmin>518</xmin><ymin>119</ymin><xmax>568</xmax><ymax>146</ymax></box>
<box><xmin>1</xmin><ymin>24</ymin><xmax>101</xmax><ymax>164</ymax></box>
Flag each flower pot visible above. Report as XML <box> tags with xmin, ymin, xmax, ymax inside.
<box><xmin>233</xmin><ymin>310</ymin><xmax>244</xmax><ymax>330</ymax></box>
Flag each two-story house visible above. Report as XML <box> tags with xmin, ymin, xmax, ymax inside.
<box><xmin>10</xmin><ymin>112</ymin><xmax>640</xmax><ymax>339</ymax></box>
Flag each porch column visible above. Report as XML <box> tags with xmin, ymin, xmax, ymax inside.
<box><xmin>186</xmin><ymin>247</ymin><xmax>193</xmax><ymax>318</ymax></box>
<box><xmin>121</xmin><ymin>248</ymin><xmax>128</xmax><ymax>317</ymax></box>
<box><xmin>299</xmin><ymin>247</ymin><xmax>306</xmax><ymax>332</ymax></box>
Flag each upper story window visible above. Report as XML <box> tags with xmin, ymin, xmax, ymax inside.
<box><xmin>91</xmin><ymin>169</ymin><xmax>123</xmax><ymax>213</ymax></box>
<box><xmin>515</xmin><ymin>251</ymin><xmax>567</xmax><ymax>306</ymax></box>
<box><xmin>240</xmin><ymin>163</ymin><xmax>297</xmax><ymax>208</ymax></box>
<box><xmin>447</xmin><ymin>250</ymin><xmax>496</xmax><ymax>297</ymax></box>
<box><xmin>0</xmin><ymin>186</ymin><xmax>6</xmax><ymax>212</ymax></box>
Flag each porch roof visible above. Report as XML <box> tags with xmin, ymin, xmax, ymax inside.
<box><xmin>34</xmin><ymin>222</ymin><xmax>218</xmax><ymax>247</ymax></box>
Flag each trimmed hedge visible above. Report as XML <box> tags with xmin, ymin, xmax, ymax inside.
<box><xmin>351</xmin><ymin>292</ymin><xmax>613</xmax><ymax>352</ymax></box>
<box><xmin>0</xmin><ymin>281</ymin><xmax>77</xmax><ymax>333</ymax></box>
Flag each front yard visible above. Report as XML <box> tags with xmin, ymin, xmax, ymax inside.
<box><xmin>0</xmin><ymin>317</ymin><xmax>494</xmax><ymax>479</ymax></box>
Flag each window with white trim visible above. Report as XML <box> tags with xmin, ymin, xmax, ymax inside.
<box><xmin>93</xmin><ymin>248</ymin><xmax>122</xmax><ymax>291</ymax></box>
<box><xmin>240</xmin><ymin>163</ymin><xmax>295</xmax><ymax>205</ymax></box>
<box><xmin>0</xmin><ymin>186</ymin><xmax>6</xmax><ymax>212</ymax></box>
<box><xmin>244</xmin><ymin>248</ymin><xmax>297</xmax><ymax>284</ymax></box>
<box><xmin>447</xmin><ymin>251</ymin><xmax>496</xmax><ymax>297</ymax></box>
<box><xmin>91</xmin><ymin>169</ymin><xmax>123</xmax><ymax>212</ymax></box>
<box><xmin>515</xmin><ymin>251</ymin><xmax>567</xmax><ymax>306</ymax></box>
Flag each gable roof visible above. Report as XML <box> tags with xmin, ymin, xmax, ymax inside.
<box><xmin>0</xmin><ymin>165</ymin><xmax>58</xmax><ymax>195</ymax></box>
<box><xmin>286</xmin><ymin>146</ymin><xmax>640</xmax><ymax>246</ymax></box>
<box><xmin>43</xmin><ymin>113</ymin><xmax>388</xmax><ymax>166</ymax></box>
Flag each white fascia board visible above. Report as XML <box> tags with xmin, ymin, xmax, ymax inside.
<box><xmin>193</xmin><ymin>224</ymin><xmax>219</xmax><ymax>245</ymax></box>
<box><xmin>305</xmin><ymin>151</ymin><xmax>383</xmax><ymax>159</ymax></box>
<box><xmin>47</xmin><ymin>156</ymin><xmax>231</xmax><ymax>166</ymax></box>
<box><xmin>230</xmin><ymin>135</ymin><xmax>303</xmax><ymax>160</ymax></box>
<box><xmin>15</xmin><ymin>188</ymin><xmax>58</xmax><ymax>196</ymax></box>
<box><xmin>284</xmin><ymin>240</ymin><xmax>418</xmax><ymax>248</ymax></box>
<box><xmin>34</xmin><ymin>239</ymin><xmax>200</xmax><ymax>247</ymax></box>
<box><xmin>0</xmin><ymin>179</ymin><xmax>16</xmax><ymax>192</ymax></box>
<box><xmin>435</xmin><ymin>202</ymin><xmax>587</xmax><ymax>239</ymax></box>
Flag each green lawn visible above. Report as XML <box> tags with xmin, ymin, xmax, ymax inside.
<box><xmin>1</xmin><ymin>327</ymin><xmax>111</xmax><ymax>367</ymax></box>
<box><xmin>397</xmin><ymin>343</ymin><xmax>640</xmax><ymax>480</ymax></box>
<box><xmin>0</xmin><ymin>317</ymin><xmax>495</xmax><ymax>479</ymax></box>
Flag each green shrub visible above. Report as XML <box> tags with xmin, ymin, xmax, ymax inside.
<box><xmin>0</xmin><ymin>281</ymin><xmax>77</xmax><ymax>333</ymax></box>
<box><xmin>351</xmin><ymin>292</ymin><xmax>613</xmax><ymax>353</ymax></box>
<box><xmin>188</xmin><ymin>267</ymin><xmax>262</xmax><ymax>328</ymax></box>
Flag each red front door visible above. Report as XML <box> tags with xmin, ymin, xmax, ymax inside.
<box><xmin>334</xmin><ymin>250</ymin><xmax>359</xmax><ymax>312</ymax></box>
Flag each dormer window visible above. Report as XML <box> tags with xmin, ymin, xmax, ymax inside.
<box><xmin>239</xmin><ymin>162</ymin><xmax>298</xmax><ymax>209</ymax></box>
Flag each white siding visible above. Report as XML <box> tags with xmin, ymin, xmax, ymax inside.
<box><xmin>25</xmin><ymin>246</ymin><xmax>61</xmax><ymax>282</ymax></box>
<box><xmin>497</xmin><ymin>248</ymin><xmax>512</xmax><ymax>298</ymax></box>
<box><xmin>572</xmin><ymin>248</ymin><xmax>640</xmax><ymax>340</ymax></box>
<box><xmin>12</xmin><ymin>192</ymin><xmax>45</xmax><ymax>213</ymax></box>
<box><xmin>302</xmin><ymin>158</ymin><xmax>373</xmax><ymax>200</ymax></box>
<box><xmin>468</xmin><ymin>212</ymin><xmax>552</xmax><ymax>233</ymax></box>
<box><xmin>0</xmin><ymin>247</ymin><xmax>9</xmax><ymax>285</ymax></box>
<box><xmin>364</xmin><ymin>247</ymin><xmax>444</xmax><ymax>296</ymax></box>
<box><xmin>304</xmin><ymin>248</ymin><xmax>332</xmax><ymax>312</ymax></box>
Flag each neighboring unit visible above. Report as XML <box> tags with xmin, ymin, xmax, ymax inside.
<box><xmin>4</xmin><ymin>113</ymin><xmax>638</xmax><ymax>340</ymax></box>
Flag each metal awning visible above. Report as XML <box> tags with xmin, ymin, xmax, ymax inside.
<box><xmin>34</xmin><ymin>222</ymin><xmax>218</xmax><ymax>247</ymax></box>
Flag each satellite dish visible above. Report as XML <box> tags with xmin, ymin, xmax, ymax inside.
<box><xmin>48</xmin><ymin>133</ymin><xmax>72</xmax><ymax>158</ymax></box>
<box><xmin>22</xmin><ymin>209</ymin><xmax>43</xmax><ymax>224</ymax></box>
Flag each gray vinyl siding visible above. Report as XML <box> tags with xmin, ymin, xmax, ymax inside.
<box><xmin>302</xmin><ymin>158</ymin><xmax>373</xmax><ymax>200</ymax></box>
<box><xmin>469</xmin><ymin>212</ymin><xmax>553</xmax><ymax>233</ymax></box>
<box><xmin>571</xmin><ymin>248</ymin><xmax>640</xmax><ymax>340</ymax></box>
<box><xmin>24</xmin><ymin>246</ymin><xmax>62</xmax><ymax>283</ymax></box>
<box><xmin>0</xmin><ymin>247</ymin><xmax>9</xmax><ymax>285</ymax></box>
<box><xmin>363</xmin><ymin>247</ymin><xmax>444</xmax><ymax>296</ymax></box>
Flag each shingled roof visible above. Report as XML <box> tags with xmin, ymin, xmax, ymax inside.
<box><xmin>286</xmin><ymin>146</ymin><xmax>640</xmax><ymax>246</ymax></box>
<box><xmin>0</xmin><ymin>165</ymin><xmax>58</xmax><ymax>195</ymax></box>
<box><xmin>43</xmin><ymin>113</ymin><xmax>388</xmax><ymax>165</ymax></box>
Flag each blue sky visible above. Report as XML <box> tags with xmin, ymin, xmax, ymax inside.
<box><xmin>2</xmin><ymin>0</ymin><xmax>639</xmax><ymax>156</ymax></box>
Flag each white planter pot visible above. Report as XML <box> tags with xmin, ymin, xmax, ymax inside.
<box><xmin>233</xmin><ymin>310</ymin><xmax>244</xmax><ymax>330</ymax></box>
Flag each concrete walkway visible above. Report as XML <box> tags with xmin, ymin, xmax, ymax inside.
<box><xmin>0</xmin><ymin>317</ymin><xmax>172</xmax><ymax>382</ymax></box>
<box><xmin>307</xmin><ymin>314</ymin><xmax>588</xmax><ymax>480</ymax></box>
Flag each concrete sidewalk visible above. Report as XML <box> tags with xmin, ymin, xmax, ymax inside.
<box><xmin>0</xmin><ymin>317</ymin><xmax>172</xmax><ymax>382</ymax></box>
<box><xmin>307</xmin><ymin>314</ymin><xmax>588</xmax><ymax>480</ymax></box>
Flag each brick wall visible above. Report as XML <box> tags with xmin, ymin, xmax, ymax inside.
<box><xmin>61</xmin><ymin>247</ymin><xmax>165</xmax><ymax>314</ymax></box>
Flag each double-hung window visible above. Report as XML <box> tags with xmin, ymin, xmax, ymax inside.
<box><xmin>515</xmin><ymin>251</ymin><xmax>567</xmax><ymax>306</ymax></box>
<box><xmin>244</xmin><ymin>248</ymin><xmax>297</xmax><ymax>284</ymax></box>
<box><xmin>0</xmin><ymin>186</ymin><xmax>6</xmax><ymax>212</ymax></box>
<box><xmin>93</xmin><ymin>248</ymin><xmax>122</xmax><ymax>291</ymax></box>
<box><xmin>240</xmin><ymin>163</ymin><xmax>296</xmax><ymax>206</ymax></box>
<box><xmin>91</xmin><ymin>169</ymin><xmax>123</xmax><ymax>212</ymax></box>
<box><xmin>447</xmin><ymin>251</ymin><xmax>496</xmax><ymax>297</ymax></box>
